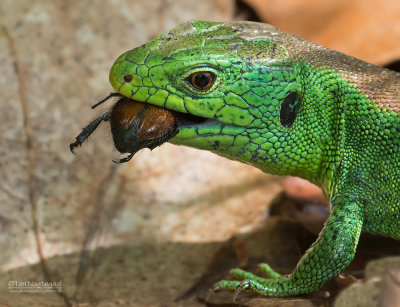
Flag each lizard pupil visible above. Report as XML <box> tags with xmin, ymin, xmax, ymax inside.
<box><xmin>189</xmin><ymin>71</ymin><xmax>215</xmax><ymax>90</ymax></box>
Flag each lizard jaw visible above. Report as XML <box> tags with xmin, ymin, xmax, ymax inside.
<box><xmin>174</xmin><ymin>111</ymin><xmax>219</xmax><ymax>128</ymax></box>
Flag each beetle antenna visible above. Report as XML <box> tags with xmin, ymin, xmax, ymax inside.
<box><xmin>91</xmin><ymin>92</ymin><xmax>122</xmax><ymax>109</ymax></box>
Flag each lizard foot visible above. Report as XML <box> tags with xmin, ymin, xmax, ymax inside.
<box><xmin>212</xmin><ymin>264</ymin><xmax>291</xmax><ymax>297</ymax></box>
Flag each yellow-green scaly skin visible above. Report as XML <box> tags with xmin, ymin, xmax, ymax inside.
<box><xmin>109</xmin><ymin>21</ymin><xmax>400</xmax><ymax>296</ymax></box>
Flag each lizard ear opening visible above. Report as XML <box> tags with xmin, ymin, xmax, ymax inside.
<box><xmin>280</xmin><ymin>91</ymin><xmax>301</xmax><ymax>128</ymax></box>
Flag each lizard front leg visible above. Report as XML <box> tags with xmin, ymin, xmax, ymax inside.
<box><xmin>213</xmin><ymin>195</ymin><xmax>364</xmax><ymax>297</ymax></box>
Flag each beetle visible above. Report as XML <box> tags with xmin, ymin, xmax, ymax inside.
<box><xmin>70</xmin><ymin>93</ymin><xmax>179</xmax><ymax>163</ymax></box>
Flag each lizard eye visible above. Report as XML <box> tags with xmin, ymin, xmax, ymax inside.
<box><xmin>187</xmin><ymin>71</ymin><xmax>216</xmax><ymax>91</ymax></box>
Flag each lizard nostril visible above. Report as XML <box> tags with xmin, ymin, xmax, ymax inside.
<box><xmin>123</xmin><ymin>74</ymin><xmax>133</xmax><ymax>83</ymax></box>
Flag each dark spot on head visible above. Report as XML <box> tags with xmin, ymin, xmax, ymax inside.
<box><xmin>280</xmin><ymin>91</ymin><xmax>301</xmax><ymax>128</ymax></box>
<box><xmin>124</xmin><ymin>74</ymin><xmax>133</xmax><ymax>83</ymax></box>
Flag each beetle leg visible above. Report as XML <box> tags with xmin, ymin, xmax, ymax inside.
<box><xmin>70</xmin><ymin>112</ymin><xmax>110</xmax><ymax>153</ymax></box>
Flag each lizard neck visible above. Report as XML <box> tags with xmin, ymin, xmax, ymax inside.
<box><xmin>280</xmin><ymin>33</ymin><xmax>400</xmax><ymax>195</ymax></box>
<box><xmin>282</xmin><ymin>32</ymin><xmax>400</xmax><ymax>115</ymax></box>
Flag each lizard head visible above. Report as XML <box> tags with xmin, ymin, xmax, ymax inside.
<box><xmin>109</xmin><ymin>20</ymin><xmax>325</xmax><ymax>179</ymax></box>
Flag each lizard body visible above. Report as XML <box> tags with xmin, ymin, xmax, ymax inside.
<box><xmin>108</xmin><ymin>21</ymin><xmax>400</xmax><ymax>296</ymax></box>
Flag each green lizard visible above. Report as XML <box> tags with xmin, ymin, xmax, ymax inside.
<box><xmin>107</xmin><ymin>21</ymin><xmax>400</xmax><ymax>296</ymax></box>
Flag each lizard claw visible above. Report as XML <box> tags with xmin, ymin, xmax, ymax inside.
<box><xmin>205</xmin><ymin>287</ymin><xmax>216</xmax><ymax>302</ymax></box>
<box><xmin>233</xmin><ymin>279</ymin><xmax>253</xmax><ymax>302</ymax></box>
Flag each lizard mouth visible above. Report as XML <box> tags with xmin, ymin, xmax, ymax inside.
<box><xmin>92</xmin><ymin>92</ymin><xmax>218</xmax><ymax>128</ymax></box>
<box><xmin>174</xmin><ymin>111</ymin><xmax>219</xmax><ymax>128</ymax></box>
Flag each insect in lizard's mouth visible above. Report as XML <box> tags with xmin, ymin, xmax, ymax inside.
<box><xmin>70</xmin><ymin>93</ymin><xmax>221</xmax><ymax>164</ymax></box>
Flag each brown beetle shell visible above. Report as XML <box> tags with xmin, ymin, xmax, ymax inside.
<box><xmin>109</xmin><ymin>97</ymin><xmax>179</xmax><ymax>159</ymax></box>
<box><xmin>137</xmin><ymin>104</ymin><xmax>177</xmax><ymax>140</ymax></box>
<box><xmin>112</xmin><ymin>99</ymin><xmax>176</xmax><ymax>140</ymax></box>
